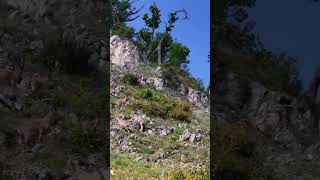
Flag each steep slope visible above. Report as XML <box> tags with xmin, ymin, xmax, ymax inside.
<box><xmin>212</xmin><ymin>52</ymin><xmax>320</xmax><ymax>180</ymax></box>
<box><xmin>110</xmin><ymin>35</ymin><xmax>210</xmax><ymax>179</ymax></box>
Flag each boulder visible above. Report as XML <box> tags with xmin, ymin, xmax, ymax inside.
<box><xmin>110</xmin><ymin>35</ymin><xmax>142</xmax><ymax>69</ymax></box>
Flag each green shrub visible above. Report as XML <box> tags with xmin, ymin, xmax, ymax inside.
<box><xmin>112</xmin><ymin>23</ymin><xmax>135</xmax><ymax>39</ymax></box>
<box><xmin>68</xmin><ymin>118</ymin><xmax>106</xmax><ymax>155</ymax></box>
<box><xmin>50</xmin><ymin>76</ymin><xmax>106</xmax><ymax>119</ymax></box>
<box><xmin>213</xmin><ymin>121</ymin><xmax>279</xmax><ymax>180</ymax></box>
<box><xmin>123</xmin><ymin>73</ymin><xmax>140</xmax><ymax>86</ymax></box>
<box><xmin>162</xmin><ymin>64</ymin><xmax>206</xmax><ymax>92</ymax></box>
<box><xmin>161</xmin><ymin>65</ymin><xmax>182</xmax><ymax>90</ymax></box>
<box><xmin>169</xmin><ymin>167</ymin><xmax>210</xmax><ymax>180</ymax></box>
<box><xmin>128</xmin><ymin>87</ymin><xmax>192</xmax><ymax>122</ymax></box>
<box><xmin>138</xmin><ymin>87</ymin><xmax>154</xmax><ymax>100</ymax></box>
<box><xmin>170</xmin><ymin>99</ymin><xmax>192</xmax><ymax>122</ymax></box>
<box><xmin>217</xmin><ymin>121</ymin><xmax>255</xmax><ymax>156</ymax></box>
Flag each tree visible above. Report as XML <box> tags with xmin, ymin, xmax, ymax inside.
<box><xmin>139</xmin><ymin>3</ymin><xmax>188</xmax><ymax>65</ymax></box>
<box><xmin>214</xmin><ymin>0</ymin><xmax>256</xmax><ymax>24</ymax></box>
<box><xmin>111</xmin><ymin>0</ymin><xmax>142</xmax><ymax>25</ymax></box>
<box><xmin>111</xmin><ymin>0</ymin><xmax>142</xmax><ymax>38</ymax></box>
<box><xmin>166</xmin><ymin>42</ymin><xmax>190</xmax><ymax>68</ymax></box>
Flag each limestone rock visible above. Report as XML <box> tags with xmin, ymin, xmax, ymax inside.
<box><xmin>180</xmin><ymin>130</ymin><xmax>192</xmax><ymax>141</ymax></box>
<box><xmin>110</xmin><ymin>35</ymin><xmax>142</xmax><ymax>69</ymax></box>
<box><xmin>179</xmin><ymin>85</ymin><xmax>208</xmax><ymax>109</ymax></box>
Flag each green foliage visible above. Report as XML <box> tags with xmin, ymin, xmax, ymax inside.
<box><xmin>130</xmin><ymin>139</ymin><xmax>155</xmax><ymax>154</ymax></box>
<box><xmin>213</xmin><ymin>121</ymin><xmax>278</xmax><ymax>180</ymax></box>
<box><xmin>143</xmin><ymin>3</ymin><xmax>161</xmax><ymax>30</ymax></box>
<box><xmin>138</xmin><ymin>3</ymin><xmax>188</xmax><ymax>64</ymax></box>
<box><xmin>50</xmin><ymin>76</ymin><xmax>107</xmax><ymax>119</ymax></box>
<box><xmin>111</xmin><ymin>152</ymin><xmax>210</xmax><ymax>179</ymax></box>
<box><xmin>215</xmin><ymin>0</ymin><xmax>256</xmax><ymax>22</ymax></box>
<box><xmin>166</xmin><ymin>42</ymin><xmax>190</xmax><ymax>67</ymax></box>
<box><xmin>139</xmin><ymin>87</ymin><xmax>154</xmax><ymax>100</ymax></box>
<box><xmin>216</xmin><ymin>121</ymin><xmax>255</xmax><ymax>156</ymax></box>
<box><xmin>111</xmin><ymin>152</ymin><xmax>168</xmax><ymax>179</ymax></box>
<box><xmin>128</xmin><ymin>87</ymin><xmax>192</xmax><ymax>122</ymax></box>
<box><xmin>122</xmin><ymin>73</ymin><xmax>139</xmax><ymax>86</ymax></box>
<box><xmin>67</xmin><ymin>118</ymin><xmax>105</xmax><ymax>155</ymax></box>
<box><xmin>161</xmin><ymin>64</ymin><xmax>205</xmax><ymax>92</ymax></box>
<box><xmin>138</xmin><ymin>28</ymin><xmax>152</xmax><ymax>44</ymax></box>
<box><xmin>161</xmin><ymin>65</ymin><xmax>182</xmax><ymax>90</ymax></box>
<box><xmin>49</xmin><ymin>76</ymin><xmax>106</xmax><ymax>155</ymax></box>
<box><xmin>111</xmin><ymin>0</ymin><xmax>141</xmax><ymax>25</ymax></box>
<box><xmin>169</xmin><ymin>99</ymin><xmax>192</xmax><ymax>122</ymax></box>
<box><xmin>168</xmin><ymin>166</ymin><xmax>210</xmax><ymax>180</ymax></box>
<box><xmin>136</xmin><ymin>31</ymin><xmax>174</xmax><ymax>64</ymax></box>
<box><xmin>111</xmin><ymin>23</ymin><xmax>135</xmax><ymax>39</ymax></box>
<box><xmin>33</xmin><ymin>143</ymin><xmax>68</xmax><ymax>177</ymax></box>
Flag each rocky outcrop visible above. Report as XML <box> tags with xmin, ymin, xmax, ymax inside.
<box><xmin>180</xmin><ymin>85</ymin><xmax>209</xmax><ymax>109</ymax></box>
<box><xmin>214</xmin><ymin>62</ymin><xmax>316</xmax><ymax>151</ymax></box>
<box><xmin>110</xmin><ymin>35</ymin><xmax>142</xmax><ymax>69</ymax></box>
<box><xmin>110</xmin><ymin>35</ymin><xmax>209</xmax><ymax>109</ymax></box>
<box><xmin>138</xmin><ymin>75</ymin><xmax>164</xmax><ymax>90</ymax></box>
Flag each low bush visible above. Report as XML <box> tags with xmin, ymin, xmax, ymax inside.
<box><xmin>128</xmin><ymin>87</ymin><xmax>192</xmax><ymax>122</ymax></box>
<box><xmin>161</xmin><ymin>64</ymin><xmax>206</xmax><ymax>92</ymax></box>
<box><xmin>123</xmin><ymin>73</ymin><xmax>140</xmax><ymax>86</ymax></box>
<box><xmin>68</xmin><ymin>118</ymin><xmax>106</xmax><ymax>155</ymax></box>
<box><xmin>170</xmin><ymin>99</ymin><xmax>192</xmax><ymax>122</ymax></box>
<box><xmin>213</xmin><ymin>121</ymin><xmax>278</xmax><ymax>180</ymax></box>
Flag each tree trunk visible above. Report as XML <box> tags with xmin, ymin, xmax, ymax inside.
<box><xmin>157</xmin><ymin>42</ymin><xmax>161</xmax><ymax>65</ymax></box>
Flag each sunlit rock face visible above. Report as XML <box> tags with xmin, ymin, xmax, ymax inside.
<box><xmin>110</xmin><ymin>35</ymin><xmax>142</xmax><ymax>69</ymax></box>
<box><xmin>179</xmin><ymin>85</ymin><xmax>209</xmax><ymax>110</ymax></box>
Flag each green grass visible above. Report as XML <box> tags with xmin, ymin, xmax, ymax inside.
<box><xmin>126</xmin><ymin>86</ymin><xmax>192</xmax><ymax>122</ymax></box>
<box><xmin>130</xmin><ymin>139</ymin><xmax>155</xmax><ymax>155</ymax></box>
<box><xmin>111</xmin><ymin>152</ymin><xmax>209</xmax><ymax>180</ymax></box>
<box><xmin>32</xmin><ymin>143</ymin><xmax>68</xmax><ymax>178</ymax></box>
<box><xmin>47</xmin><ymin>74</ymin><xmax>107</xmax><ymax>155</ymax></box>
<box><xmin>212</xmin><ymin>120</ymin><xmax>279</xmax><ymax>180</ymax></box>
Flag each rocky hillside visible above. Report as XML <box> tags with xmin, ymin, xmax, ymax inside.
<box><xmin>110</xmin><ymin>35</ymin><xmax>210</xmax><ymax>179</ymax></box>
<box><xmin>212</xmin><ymin>51</ymin><xmax>320</xmax><ymax>179</ymax></box>
<box><xmin>0</xmin><ymin>0</ymin><xmax>108</xmax><ymax>179</ymax></box>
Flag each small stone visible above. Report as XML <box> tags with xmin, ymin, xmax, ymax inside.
<box><xmin>180</xmin><ymin>130</ymin><xmax>192</xmax><ymax>141</ymax></box>
<box><xmin>159</xmin><ymin>130</ymin><xmax>167</xmax><ymax>136</ymax></box>
<box><xmin>147</xmin><ymin>129</ymin><xmax>154</xmax><ymax>135</ymax></box>
<box><xmin>189</xmin><ymin>134</ymin><xmax>196</xmax><ymax>143</ymax></box>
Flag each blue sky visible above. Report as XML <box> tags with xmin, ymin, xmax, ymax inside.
<box><xmin>248</xmin><ymin>0</ymin><xmax>320</xmax><ymax>89</ymax></box>
<box><xmin>127</xmin><ymin>0</ymin><xmax>210</xmax><ymax>88</ymax></box>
